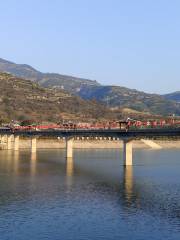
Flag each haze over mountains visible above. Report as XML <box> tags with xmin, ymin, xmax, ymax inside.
<box><xmin>0</xmin><ymin>57</ymin><xmax>179</xmax><ymax>116</ymax></box>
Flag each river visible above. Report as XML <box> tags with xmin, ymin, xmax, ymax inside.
<box><xmin>0</xmin><ymin>149</ymin><xmax>180</xmax><ymax>240</ymax></box>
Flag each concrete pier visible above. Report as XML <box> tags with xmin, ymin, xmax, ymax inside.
<box><xmin>31</xmin><ymin>137</ymin><xmax>37</xmax><ymax>153</ymax></box>
<box><xmin>0</xmin><ymin>135</ymin><xmax>7</xmax><ymax>149</ymax></box>
<box><xmin>123</xmin><ymin>140</ymin><xmax>133</xmax><ymax>166</ymax></box>
<box><xmin>7</xmin><ymin>135</ymin><xmax>14</xmax><ymax>150</ymax></box>
<box><xmin>0</xmin><ymin>135</ymin><xmax>6</xmax><ymax>144</ymax></box>
<box><xmin>66</xmin><ymin>138</ymin><xmax>73</xmax><ymax>158</ymax></box>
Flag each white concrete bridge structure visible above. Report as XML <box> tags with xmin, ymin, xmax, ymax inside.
<box><xmin>0</xmin><ymin>129</ymin><xmax>179</xmax><ymax>166</ymax></box>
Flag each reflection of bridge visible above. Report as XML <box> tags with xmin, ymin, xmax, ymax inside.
<box><xmin>0</xmin><ymin>129</ymin><xmax>180</xmax><ymax>166</ymax></box>
<box><xmin>1</xmin><ymin>150</ymin><xmax>179</xmax><ymax>226</ymax></box>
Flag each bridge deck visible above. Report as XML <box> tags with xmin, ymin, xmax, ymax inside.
<box><xmin>0</xmin><ymin>128</ymin><xmax>180</xmax><ymax>139</ymax></box>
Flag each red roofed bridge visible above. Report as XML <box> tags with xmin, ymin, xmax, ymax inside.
<box><xmin>0</xmin><ymin>128</ymin><xmax>180</xmax><ymax>166</ymax></box>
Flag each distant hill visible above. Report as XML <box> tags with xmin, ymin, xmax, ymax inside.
<box><xmin>79</xmin><ymin>85</ymin><xmax>180</xmax><ymax>116</ymax></box>
<box><xmin>0</xmin><ymin>58</ymin><xmax>99</xmax><ymax>94</ymax></box>
<box><xmin>1</xmin><ymin>57</ymin><xmax>180</xmax><ymax>116</ymax></box>
<box><xmin>0</xmin><ymin>73</ymin><xmax>113</xmax><ymax>123</ymax></box>
<box><xmin>164</xmin><ymin>92</ymin><xmax>180</xmax><ymax>103</ymax></box>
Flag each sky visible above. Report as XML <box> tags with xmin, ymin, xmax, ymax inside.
<box><xmin>0</xmin><ymin>0</ymin><xmax>180</xmax><ymax>94</ymax></box>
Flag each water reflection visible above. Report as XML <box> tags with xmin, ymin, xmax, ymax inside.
<box><xmin>123</xmin><ymin>166</ymin><xmax>133</xmax><ymax>203</ymax></box>
<box><xmin>121</xmin><ymin>165</ymin><xmax>142</xmax><ymax>211</ymax></box>
<box><xmin>30</xmin><ymin>152</ymin><xmax>37</xmax><ymax>176</ymax></box>
<box><xmin>6</xmin><ymin>150</ymin><xmax>13</xmax><ymax>171</ymax></box>
<box><xmin>13</xmin><ymin>151</ymin><xmax>19</xmax><ymax>174</ymax></box>
<box><xmin>0</xmin><ymin>150</ymin><xmax>180</xmax><ymax>240</ymax></box>
<box><xmin>66</xmin><ymin>157</ymin><xmax>74</xmax><ymax>187</ymax></box>
<box><xmin>66</xmin><ymin>157</ymin><xmax>74</xmax><ymax>177</ymax></box>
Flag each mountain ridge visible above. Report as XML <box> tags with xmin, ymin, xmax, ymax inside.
<box><xmin>164</xmin><ymin>91</ymin><xmax>180</xmax><ymax>102</ymax></box>
<box><xmin>0</xmin><ymin>58</ymin><xmax>99</xmax><ymax>93</ymax></box>
<box><xmin>0</xmin><ymin>57</ymin><xmax>180</xmax><ymax>116</ymax></box>
<box><xmin>0</xmin><ymin>72</ymin><xmax>114</xmax><ymax>123</ymax></box>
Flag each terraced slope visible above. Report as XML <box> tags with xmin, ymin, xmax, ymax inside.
<box><xmin>0</xmin><ymin>73</ymin><xmax>112</xmax><ymax>123</ymax></box>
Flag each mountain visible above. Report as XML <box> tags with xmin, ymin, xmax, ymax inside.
<box><xmin>164</xmin><ymin>92</ymin><xmax>180</xmax><ymax>103</ymax></box>
<box><xmin>0</xmin><ymin>57</ymin><xmax>180</xmax><ymax>116</ymax></box>
<box><xmin>79</xmin><ymin>85</ymin><xmax>180</xmax><ymax>116</ymax></box>
<box><xmin>0</xmin><ymin>73</ymin><xmax>113</xmax><ymax>123</ymax></box>
<box><xmin>0</xmin><ymin>58</ymin><xmax>99</xmax><ymax>93</ymax></box>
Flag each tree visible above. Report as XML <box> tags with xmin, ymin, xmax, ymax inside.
<box><xmin>20</xmin><ymin>119</ymin><xmax>35</xmax><ymax>126</ymax></box>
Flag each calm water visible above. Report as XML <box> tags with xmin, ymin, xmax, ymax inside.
<box><xmin>0</xmin><ymin>148</ymin><xmax>180</xmax><ymax>240</ymax></box>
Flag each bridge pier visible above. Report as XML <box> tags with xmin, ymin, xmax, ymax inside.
<box><xmin>0</xmin><ymin>135</ymin><xmax>4</xmax><ymax>143</ymax></box>
<box><xmin>14</xmin><ymin>136</ymin><xmax>19</xmax><ymax>151</ymax></box>
<box><xmin>123</xmin><ymin>140</ymin><xmax>133</xmax><ymax>166</ymax></box>
<box><xmin>66</xmin><ymin>138</ymin><xmax>73</xmax><ymax>159</ymax></box>
<box><xmin>31</xmin><ymin>137</ymin><xmax>37</xmax><ymax>153</ymax></box>
<box><xmin>0</xmin><ymin>135</ymin><xmax>7</xmax><ymax>149</ymax></box>
<box><xmin>7</xmin><ymin>135</ymin><xmax>14</xmax><ymax>150</ymax></box>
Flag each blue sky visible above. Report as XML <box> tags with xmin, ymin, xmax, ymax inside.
<box><xmin>0</xmin><ymin>0</ymin><xmax>179</xmax><ymax>93</ymax></box>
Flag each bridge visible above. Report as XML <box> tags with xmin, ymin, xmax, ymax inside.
<box><xmin>0</xmin><ymin>128</ymin><xmax>180</xmax><ymax>166</ymax></box>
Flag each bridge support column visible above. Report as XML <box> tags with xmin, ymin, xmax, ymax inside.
<box><xmin>0</xmin><ymin>135</ymin><xmax>3</xmax><ymax>144</ymax></box>
<box><xmin>66</xmin><ymin>138</ymin><xmax>73</xmax><ymax>159</ymax></box>
<box><xmin>31</xmin><ymin>137</ymin><xmax>37</xmax><ymax>153</ymax></box>
<box><xmin>14</xmin><ymin>136</ymin><xmax>19</xmax><ymax>151</ymax></box>
<box><xmin>123</xmin><ymin>140</ymin><xmax>133</xmax><ymax>166</ymax></box>
<box><xmin>7</xmin><ymin>135</ymin><xmax>14</xmax><ymax>150</ymax></box>
<box><xmin>1</xmin><ymin>135</ymin><xmax>7</xmax><ymax>142</ymax></box>
<box><xmin>0</xmin><ymin>135</ymin><xmax>2</xmax><ymax>149</ymax></box>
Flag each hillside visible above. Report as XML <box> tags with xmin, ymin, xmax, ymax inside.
<box><xmin>79</xmin><ymin>85</ymin><xmax>180</xmax><ymax>116</ymax></box>
<box><xmin>1</xmin><ymin>58</ymin><xmax>180</xmax><ymax>116</ymax></box>
<box><xmin>164</xmin><ymin>92</ymin><xmax>180</xmax><ymax>103</ymax></box>
<box><xmin>0</xmin><ymin>58</ymin><xmax>99</xmax><ymax>93</ymax></box>
<box><xmin>0</xmin><ymin>73</ymin><xmax>113</xmax><ymax>123</ymax></box>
